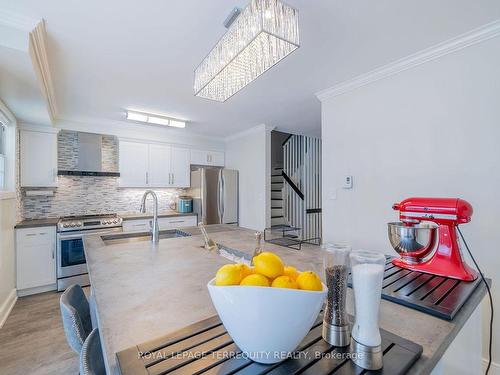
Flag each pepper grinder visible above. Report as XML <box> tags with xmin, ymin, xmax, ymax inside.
<box><xmin>349</xmin><ymin>250</ymin><xmax>386</xmax><ymax>371</ymax></box>
<box><xmin>322</xmin><ymin>243</ymin><xmax>351</xmax><ymax>347</ymax></box>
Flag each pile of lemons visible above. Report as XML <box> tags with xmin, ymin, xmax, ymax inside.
<box><xmin>214</xmin><ymin>252</ymin><xmax>322</xmax><ymax>291</ymax></box>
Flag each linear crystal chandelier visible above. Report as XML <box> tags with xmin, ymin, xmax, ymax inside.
<box><xmin>194</xmin><ymin>0</ymin><xmax>300</xmax><ymax>102</ymax></box>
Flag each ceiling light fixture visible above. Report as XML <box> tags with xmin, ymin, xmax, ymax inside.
<box><xmin>126</xmin><ymin>110</ymin><xmax>186</xmax><ymax>128</ymax></box>
<box><xmin>194</xmin><ymin>0</ymin><xmax>299</xmax><ymax>102</ymax></box>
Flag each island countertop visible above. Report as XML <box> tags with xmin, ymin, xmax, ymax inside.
<box><xmin>84</xmin><ymin>225</ymin><xmax>487</xmax><ymax>375</ymax></box>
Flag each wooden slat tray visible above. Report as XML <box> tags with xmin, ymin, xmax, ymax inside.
<box><xmin>116</xmin><ymin>313</ymin><xmax>422</xmax><ymax>375</ymax></box>
<box><xmin>347</xmin><ymin>256</ymin><xmax>482</xmax><ymax>320</ymax></box>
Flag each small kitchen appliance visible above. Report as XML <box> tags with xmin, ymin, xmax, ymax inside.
<box><xmin>388</xmin><ymin>197</ymin><xmax>477</xmax><ymax>281</ymax></box>
<box><xmin>177</xmin><ymin>196</ymin><xmax>193</xmax><ymax>213</ymax></box>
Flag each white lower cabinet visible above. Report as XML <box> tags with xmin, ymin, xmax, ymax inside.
<box><xmin>16</xmin><ymin>226</ymin><xmax>56</xmax><ymax>294</ymax></box>
<box><xmin>122</xmin><ymin>215</ymin><xmax>197</xmax><ymax>232</ymax></box>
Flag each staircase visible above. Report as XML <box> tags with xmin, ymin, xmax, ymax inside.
<box><xmin>282</xmin><ymin>134</ymin><xmax>322</xmax><ymax>242</ymax></box>
<box><xmin>270</xmin><ymin>166</ymin><xmax>285</xmax><ymax>226</ymax></box>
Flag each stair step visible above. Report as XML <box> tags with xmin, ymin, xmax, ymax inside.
<box><xmin>271</xmin><ymin>189</ymin><xmax>281</xmax><ymax>192</ymax></box>
<box><xmin>271</xmin><ymin>217</ymin><xmax>285</xmax><ymax>225</ymax></box>
<box><xmin>271</xmin><ymin>215</ymin><xmax>283</xmax><ymax>219</ymax></box>
<box><xmin>271</xmin><ymin>198</ymin><xmax>283</xmax><ymax>201</ymax></box>
<box><xmin>271</xmin><ymin>174</ymin><xmax>282</xmax><ymax>177</ymax></box>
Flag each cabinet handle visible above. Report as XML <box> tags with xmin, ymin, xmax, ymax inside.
<box><xmin>25</xmin><ymin>233</ymin><xmax>37</xmax><ymax>237</ymax></box>
<box><xmin>39</xmin><ymin>232</ymin><xmax>47</xmax><ymax>235</ymax></box>
<box><xmin>169</xmin><ymin>220</ymin><xmax>184</xmax><ymax>223</ymax></box>
<box><xmin>146</xmin><ymin>172</ymin><xmax>149</xmax><ymax>185</ymax></box>
<box><xmin>169</xmin><ymin>173</ymin><xmax>171</xmax><ymax>185</ymax></box>
<box><xmin>52</xmin><ymin>249</ymin><xmax>55</xmax><ymax>259</ymax></box>
<box><xmin>172</xmin><ymin>174</ymin><xmax>175</xmax><ymax>185</ymax></box>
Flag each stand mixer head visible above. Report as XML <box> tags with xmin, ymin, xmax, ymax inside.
<box><xmin>388</xmin><ymin>197</ymin><xmax>477</xmax><ymax>281</ymax></box>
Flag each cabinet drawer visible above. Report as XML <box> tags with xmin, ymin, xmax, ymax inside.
<box><xmin>122</xmin><ymin>219</ymin><xmax>150</xmax><ymax>232</ymax></box>
<box><xmin>159</xmin><ymin>216</ymin><xmax>197</xmax><ymax>228</ymax></box>
<box><xmin>16</xmin><ymin>227</ymin><xmax>55</xmax><ymax>246</ymax></box>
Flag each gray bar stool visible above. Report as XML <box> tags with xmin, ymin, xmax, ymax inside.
<box><xmin>60</xmin><ymin>284</ymin><xmax>92</xmax><ymax>354</ymax></box>
<box><xmin>80</xmin><ymin>328</ymin><xmax>106</xmax><ymax>375</ymax></box>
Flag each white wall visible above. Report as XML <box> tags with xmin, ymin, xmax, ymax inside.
<box><xmin>225</xmin><ymin>124</ymin><xmax>272</xmax><ymax>231</ymax></box>
<box><xmin>320</xmin><ymin>36</ymin><xmax>499</xmax><ymax>368</ymax></box>
<box><xmin>55</xmin><ymin>119</ymin><xmax>225</xmax><ymax>151</ymax></box>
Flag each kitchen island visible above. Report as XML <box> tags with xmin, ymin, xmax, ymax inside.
<box><xmin>84</xmin><ymin>225</ymin><xmax>486</xmax><ymax>375</ymax></box>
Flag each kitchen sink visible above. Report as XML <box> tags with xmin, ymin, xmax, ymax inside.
<box><xmin>101</xmin><ymin>229</ymin><xmax>191</xmax><ymax>245</ymax></box>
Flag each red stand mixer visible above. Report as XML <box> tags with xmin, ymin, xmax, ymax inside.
<box><xmin>388</xmin><ymin>197</ymin><xmax>477</xmax><ymax>281</ymax></box>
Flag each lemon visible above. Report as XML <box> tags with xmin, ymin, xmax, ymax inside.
<box><xmin>283</xmin><ymin>265</ymin><xmax>300</xmax><ymax>280</ymax></box>
<box><xmin>215</xmin><ymin>264</ymin><xmax>243</xmax><ymax>286</ymax></box>
<box><xmin>240</xmin><ymin>273</ymin><xmax>270</xmax><ymax>287</ymax></box>
<box><xmin>296</xmin><ymin>271</ymin><xmax>323</xmax><ymax>291</ymax></box>
<box><xmin>253</xmin><ymin>252</ymin><xmax>284</xmax><ymax>279</ymax></box>
<box><xmin>272</xmin><ymin>275</ymin><xmax>298</xmax><ymax>289</ymax></box>
<box><xmin>236</xmin><ymin>264</ymin><xmax>253</xmax><ymax>278</ymax></box>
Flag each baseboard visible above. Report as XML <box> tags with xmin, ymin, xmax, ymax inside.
<box><xmin>483</xmin><ymin>358</ymin><xmax>500</xmax><ymax>375</ymax></box>
<box><xmin>0</xmin><ymin>288</ymin><xmax>18</xmax><ymax>328</ymax></box>
<box><xmin>17</xmin><ymin>283</ymin><xmax>57</xmax><ymax>297</ymax></box>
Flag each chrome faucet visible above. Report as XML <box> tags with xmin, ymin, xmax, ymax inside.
<box><xmin>140</xmin><ymin>190</ymin><xmax>159</xmax><ymax>244</ymax></box>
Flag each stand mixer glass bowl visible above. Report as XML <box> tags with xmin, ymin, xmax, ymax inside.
<box><xmin>387</xmin><ymin>222</ymin><xmax>438</xmax><ymax>264</ymax></box>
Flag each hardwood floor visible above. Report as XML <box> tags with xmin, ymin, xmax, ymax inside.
<box><xmin>0</xmin><ymin>290</ymin><xmax>84</xmax><ymax>375</ymax></box>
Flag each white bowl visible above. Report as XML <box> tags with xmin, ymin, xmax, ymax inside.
<box><xmin>207</xmin><ymin>278</ymin><xmax>327</xmax><ymax>364</ymax></box>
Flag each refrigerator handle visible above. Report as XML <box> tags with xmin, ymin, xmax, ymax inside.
<box><xmin>217</xmin><ymin>170</ymin><xmax>223</xmax><ymax>223</ymax></box>
<box><xmin>221</xmin><ymin>172</ymin><xmax>225</xmax><ymax>222</ymax></box>
<box><xmin>200</xmin><ymin>169</ymin><xmax>206</xmax><ymax>224</ymax></box>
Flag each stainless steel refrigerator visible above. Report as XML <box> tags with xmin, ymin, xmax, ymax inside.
<box><xmin>189</xmin><ymin>167</ymin><xmax>238</xmax><ymax>225</ymax></box>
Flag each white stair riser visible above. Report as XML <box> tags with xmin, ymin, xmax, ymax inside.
<box><xmin>271</xmin><ymin>191</ymin><xmax>282</xmax><ymax>199</ymax></box>
<box><xmin>271</xmin><ymin>217</ymin><xmax>285</xmax><ymax>226</ymax></box>
<box><xmin>271</xmin><ymin>208</ymin><xmax>283</xmax><ymax>216</ymax></box>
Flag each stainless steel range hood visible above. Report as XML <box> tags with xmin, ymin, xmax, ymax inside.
<box><xmin>58</xmin><ymin>132</ymin><xmax>120</xmax><ymax>177</ymax></box>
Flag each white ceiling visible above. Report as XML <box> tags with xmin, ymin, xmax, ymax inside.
<box><xmin>0</xmin><ymin>0</ymin><xmax>499</xmax><ymax>138</ymax></box>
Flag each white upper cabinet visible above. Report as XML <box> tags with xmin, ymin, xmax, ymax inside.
<box><xmin>119</xmin><ymin>140</ymin><xmax>192</xmax><ymax>188</ymax></box>
<box><xmin>20</xmin><ymin>129</ymin><xmax>58</xmax><ymax>187</ymax></box>
<box><xmin>190</xmin><ymin>149</ymin><xmax>225</xmax><ymax>167</ymax></box>
<box><xmin>148</xmin><ymin>144</ymin><xmax>171</xmax><ymax>187</ymax></box>
<box><xmin>119</xmin><ymin>141</ymin><xmax>149</xmax><ymax>187</ymax></box>
<box><xmin>170</xmin><ymin>147</ymin><xmax>190</xmax><ymax>187</ymax></box>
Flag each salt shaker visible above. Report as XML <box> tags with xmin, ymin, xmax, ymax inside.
<box><xmin>322</xmin><ymin>243</ymin><xmax>351</xmax><ymax>347</ymax></box>
<box><xmin>349</xmin><ymin>250</ymin><xmax>386</xmax><ymax>370</ymax></box>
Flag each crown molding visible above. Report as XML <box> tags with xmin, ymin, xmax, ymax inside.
<box><xmin>316</xmin><ymin>19</ymin><xmax>500</xmax><ymax>102</ymax></box>
<box><xmin>56</xmin><ymin>117</ymin><xmax>226</xmax><ymax>146</ymax></box>
<box><xmin>225</xmin><ymin>124</ymin><xmax>275</xmax><ymax>142</ymax></box>
<box><xmin>0</xmin><ymin>9</ymin><xmax>38</xmax><ymax>31</ymax></box>
<box><xmin>0</xmin><ymin>99</ymin><xmax>16</xmax><ymax>125</ymax></box>
<box><xmin>29</xmin><ymin>20</ymin><xmax>57</xmax><ymax>124</ymax></box>
<box><xmin>18</xmin><ymin>122</ymin><xmax>60</xmax><ymax>133</ymax></box>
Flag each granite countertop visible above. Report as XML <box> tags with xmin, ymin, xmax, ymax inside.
<box><xmin>119</xmin><ymin>210</ymin><xmax>197</xmax><ymax>220</ymax></box>
<box><xmin>14</xmin><ymin>211</ymin><xmax>197</xmax><ymax>228</ymax></box>
<box><xmin>15</xmin><ymin>217</ymin><xmax>60</xmax><ymax>228</ymax></box>
<box><xmin>83</xmin><ymin>225</ymin><xmax>486</xmax><ymax>375</ymax></box>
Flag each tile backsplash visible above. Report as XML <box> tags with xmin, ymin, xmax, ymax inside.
<box><xmin>20</xmin><ymin>130</ymin><xmax>185</xmax><ymax>219</ymax></box>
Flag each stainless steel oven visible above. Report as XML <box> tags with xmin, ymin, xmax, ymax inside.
<box><xmin>56</xmin><ymin>215</ymin><xmax>122</xmax><ymax>291</ymax></box>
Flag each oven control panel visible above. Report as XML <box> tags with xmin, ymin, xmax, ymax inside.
<box><xmin>57</xmin><ymin>216</ymin><xmax>123</xmax><ymax>232</ymax></box>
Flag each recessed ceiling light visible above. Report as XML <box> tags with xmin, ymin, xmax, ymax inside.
<box><xmin>126</xmin><ymin>110</ymin><xmax>186</xmax><ymax>128</ymax></box>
